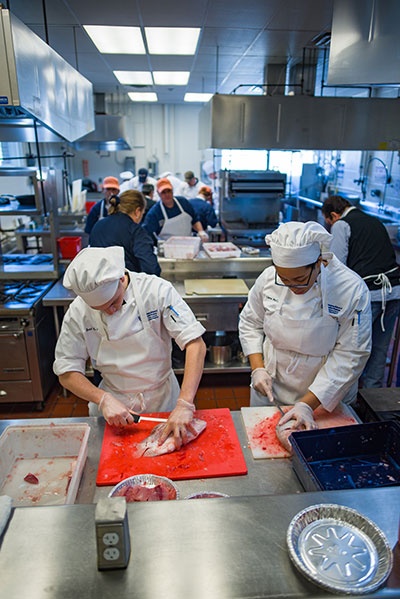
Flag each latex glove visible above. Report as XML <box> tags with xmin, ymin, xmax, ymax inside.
<box><xmin>99</xmin><ymin>392</ymin><xmax>135</xmax><ymax>427</ymax></box>
<box><xmin>251</xmin><ymin>368</ymin><xmax>274</xmax><ymax>402</ymax></box>
<box><xmin>158</xmin><ymin>398</ymin><xmax>196</xmax><ymax>447</ymax></box>
<box><xmin>198</xmin><ymin>230</ymin><xmax>209</xmax><ymax>242</ymax></box>
<box><xmin>278</xmin><ymin>402</ymin><xmax>317</xmax><ymax>431</ymax></box>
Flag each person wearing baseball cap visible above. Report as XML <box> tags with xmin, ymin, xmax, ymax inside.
<box><xmin>142</xmin><ymin>177</ymin><xmax>209</xmax><ymax>242</ymax></box>
<box><xmin>54</xmin><ymin>246</ymin><xmax>206</xmax><ymax>444</ymax></box>
<box><xmin>239</xmin><ymin>221</ymin><xmax>372</xmax><ymax>450</ymax></box>
<box><xmin>119</xmin><ymin>167</ymin><xmax>157</xmax><ymax>193</ymax></box>
<box><xmin>84</xmin><ymin>175</ymin><xmax>120</xmax><ymax>235</ymax></box>
<box><xmin>179</xmin><ymin>170</ymin><xmax>207</xmax><ymax>200</ymax></box>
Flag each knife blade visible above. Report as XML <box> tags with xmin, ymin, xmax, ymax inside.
<box><xmin>129</xmin><ymin>413</ymin><xmax>168</xmax><ymax>424</ymax></box>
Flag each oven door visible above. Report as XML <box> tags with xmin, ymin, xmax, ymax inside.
<box><xmin>0</xmin><ymin>329</ymin><xmax>29</xmax><ymax>380</ymax></box>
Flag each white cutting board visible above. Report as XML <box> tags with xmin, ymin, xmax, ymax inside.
<box><xmin>241</xmin><ymin>404</ymin><xmax>359</xmax><ymax>459</ymax></box>
<box><xmin>184</xmin><ymin>278</ymin><xmax>249</xmax><ymax>295</ymax></box>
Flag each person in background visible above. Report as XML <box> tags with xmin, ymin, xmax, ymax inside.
<box><xmin>322</xmin><ymin>195</ymin><xmax>400</xmax><ymax>388</ymax></box>
<box><xmin>143</xmin><ymin>178</ymin><xmax>209</xmax><ymax>243</ymax></box>
<box><xmin>120</xmin><ymin>167</ymin><xmax>157</xmax><ymax>193</ymax></box>
<box><xmin>158</xmin><ymin>171</ymin><xmax>183</xmax><ymax>196</ymax></box>
<box><xmin>84</xmin><ymin>176</ymin><xmax>119</xmax><ymax>235</ymax></box>
<box><xmin>53</xmin><ymin>246</ymin><xmax>206</xmax><ymax>444</ymax></box>
<box><xmin>89</xmin><ymin>189</ymin><xmax>160</xmax><ymax>276</ymax></box>
<box><xmin>141</xmin><ymin>183</ymin><xmax>157</xmax><ymax>217</ymax></box>
<box><xmin>239</xmin><ymin>222</ymin><xmax>371</xmax><ymax>448</ymax></box>
<box><xmin>179</xmin><ymin>170</ymin><xmax>206</xmax><ymax>200</ymax></box>
<box><xmin>189</xmin><ymin>186</ymin><xmax>218</xmax><ymax>231</ymax></box>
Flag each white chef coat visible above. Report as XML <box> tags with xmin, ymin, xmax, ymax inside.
<box><xmin>239</xmin><ymin>253</ymin><xmax>372</xmax><ymax>411</ymax></box>
<box><xmin>120</xmin><ymin>175</ymin><xmax>157</xmax><ymax>193</ymax></box>
<box><xmin>179</xmin><ymin>179</ymin><xmax>207</xmax><ymax>200</ymax></box>
<box><xmin>54</xmin><ymin>272</ymin><xmax>205</xmax><ymax>414</ymax></box>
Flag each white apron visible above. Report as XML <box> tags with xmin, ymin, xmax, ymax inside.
<box><xmin>89</xmin><ymin>279</ymin><xmax>180</xmax><ymax>417</ymax></box>
<box><xmin>99</xmin><ymin>199</ymin><xmax>106</xmax><ymax>220</ymax></box>
<box><xmin>251</xmin><ymin>265</ymin><xmax>339</xmax><ymax>406</ymax></box>
<box><xmin>159</xmin><ymin>198</ymin><xmax>193</xmax><ymax>239</ymax></box>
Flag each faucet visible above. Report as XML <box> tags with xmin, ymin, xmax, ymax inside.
<box><xmin>364</xmin><ymin>157</ymin><xmax>391</xmax><ymax>210</ymax></box>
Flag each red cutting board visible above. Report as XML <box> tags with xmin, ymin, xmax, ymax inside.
<box><xmin>96</xmin><ymin>408</ymin><xmax>247</xmax><ymax>486</ymax></box>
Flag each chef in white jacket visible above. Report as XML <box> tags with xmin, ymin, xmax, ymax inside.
<box><xmin>53</xmin><ymin>246</ymin><xmax>206</xmax><ymax>445</ymax></box>
<box><xmin>239</xmin><ymin>221</ymin><xmax>371</xmax><ymax>434</ymax></box>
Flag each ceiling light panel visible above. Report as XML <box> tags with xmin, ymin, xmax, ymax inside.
<box><xmin>153</xmin><ymin>71</ymin><xmax>190</xmax><ymax>85</ymax></box>
<box><xmin>114</xmin><ymin>71</ymin><xmax>153</xmax><ymax>85</ymax></box>
<box><xmin>145</xmin><ymin>27</ymin><xmax>200</xmax><ymax>55</ymax></box>
<box><xmin>128</xmin><ymin>92</ymin><xmax>158</xmax><ymax>102</ymax></box>
<box><xmin>184</xmin><ymin>93</ymin><xmax>213</xmax><ymax>102</ymax></box>
<box><xmin>83</xmin><ymin>26</ymin><xmax>146</xmax><ymax>54</ymax></box>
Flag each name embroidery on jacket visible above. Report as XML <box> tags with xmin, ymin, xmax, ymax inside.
<box><xmin>327</xmin><ymin>303</ymin><xmax>342</xmax><ymax>314</ymax></box>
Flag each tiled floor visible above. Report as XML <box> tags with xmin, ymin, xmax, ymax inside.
<box><xmin>0</xmin><ymin>373</ymin><xmax>251</xmax><ymax>421</ymax></box>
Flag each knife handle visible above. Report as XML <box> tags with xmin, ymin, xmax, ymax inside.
<box><xmin>129</xmin><ymin>412</ymin><xmax>140</xmax><ymax>423</ymax></box>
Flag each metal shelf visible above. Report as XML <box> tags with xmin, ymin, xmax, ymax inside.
<box><xmin>174</xmin><ymin>358</ymin><xmax>250</xmax><ymax>375</ymax></box>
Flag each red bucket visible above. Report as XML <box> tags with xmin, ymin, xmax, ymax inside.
<box><xmin>85</xmin><ymin>200</ymin><xmax>97</xmax><ymax>214</ymax></box>
<box><xmin>57</xmin><ymin>236</ymin><xmax>82</xmax><ymax>259</ymax></box>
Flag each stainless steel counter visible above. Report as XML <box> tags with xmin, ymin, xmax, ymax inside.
<box><xmin>0</xmin><ymin>487</ymin><xmax>398</xmax><ymax>598</ymax></box>
<box><xmin>0</xmin><ymin>414</ymin><xmax>303</xmax><ymax>503</ymax></box>
<box><xmin>0</xmin><ymin>415</ymin><xmax>399</xmax><ymax>598</ymax></box>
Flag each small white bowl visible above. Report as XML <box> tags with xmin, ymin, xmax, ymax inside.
<box><xmin>108</xmin><ymin>474</ymin><xmax>179</xmax><ymax>502</ymax></box>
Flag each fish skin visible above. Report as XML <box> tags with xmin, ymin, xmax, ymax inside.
<box><xmin>275</xmin><ymin>420</ymin><xmax>304</xmax><ymax>453</ymax></box>
<box><xmin>134</xmin><ymin>418</ymin><xmax>207</xmax><ymax>458</ymax></box>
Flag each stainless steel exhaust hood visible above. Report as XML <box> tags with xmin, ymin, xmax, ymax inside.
<box><xmin>199</xmin><ymin>94</ymin><xmax>400</xmax><ymax>150</ymax></box>
<box><xmin>0</xmin><ymin>8</ymin><xmax>94</xmax><ymax>142</ymax></box>
<box><xmin>73</xmin><ymin>115</ymin><xmax>131</xmax><ymax>151</ymax></box>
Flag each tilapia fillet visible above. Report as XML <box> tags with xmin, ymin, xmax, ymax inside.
<box><xmin>134</xmin><ymin>418</ymin><xmax>207</xmax><ymax>457</ymax></box>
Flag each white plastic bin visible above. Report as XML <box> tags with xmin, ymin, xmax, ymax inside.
<box><xmin>164</xmin><ymin>236</ymin><xmax>201</xmax><ymax>259</ymax></box>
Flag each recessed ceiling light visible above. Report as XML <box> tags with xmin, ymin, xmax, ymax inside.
<box><xmin>114</xmin><ymin>71</ymin><xmax>153</xmax><ymax>85</ymax></box>
<box><xmin>128</xmin><ymin>92</ymin><xmax>158</xmax><ymax>102</ymax></box>
<box><xmin>153</xmin><ymin>71</ymin><xmax>190</xmax><ymax>85</ymax></box>
<box><xmin>145</xmin><ymin>27</ymin><xmax>200</xmax><ymax>55</ymax></box>
<box><xmin>184</xmin><ymin>93</ymin><xmax>213</xmax><ymax>102</ymax></box>
<box><xmin>83</xmin><ymin>26</ymin><xmax>145</xmax><ymax>54</ymax></box>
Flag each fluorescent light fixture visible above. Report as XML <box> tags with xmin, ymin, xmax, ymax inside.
<box><xmin>114</xmin><ymin>71</ymin><xmax>153</xmax><ymax>85</ymax></box>
<box><xmin>153</xmin><ymin>71</ymin><xmax>190</xmax><ymax>85</ymax></box>
<box><xmin>184</xmin><ymin>93</ymin><xmax>213</xmax><ymax>102</ymax></box>
<box><xmin>145</xmin><ymin>27</ymin><xmax>200</xmax><ymax>55</ymax></box>
<box><xmin>83</xmin><ymin>26</ymin><xmax>146</xmax><ymax>54</ymax></box>
<box><xmin>128</xmin><ymin>92</ymin><xmax>158</xmax><ymax>102</ymax></box>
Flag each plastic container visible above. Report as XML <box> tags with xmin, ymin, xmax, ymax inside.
<box><xmin>57</xmin><ymin>236</ymin><xmax>82</xmax><ymax>259</ymax></box>
<box><xmin>163</xmin><ymin>236</ymin><xmax>200</xmax><ymax>259</ymax></box>
<box><xmin>203</xmin><ymin>242</ymin><xmax>241</xmax><ymax>259</ymax></box>
<box><xmin>0</xmin><ymin>423</ymin><xmax>90</xmax><ymax>506</ymax></box>
<box><xmin>291</xmin><ymin>421</ymin><xmax>400</xmax><ymax>492</ymax></box>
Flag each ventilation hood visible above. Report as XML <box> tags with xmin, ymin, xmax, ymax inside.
<box><xmin>0</xmin><ymin>8</ymin><xmax>94</xmax><ymax>142</ymax></box>
<box><xmin>199</xmin><ymin>94</ymin><xmax>400</xmax><ymax>150</ymax></box>
<box><xmin>73</xmin><ymin>114</ymin><xmax>131</xmax><ymax>151</ymax></box>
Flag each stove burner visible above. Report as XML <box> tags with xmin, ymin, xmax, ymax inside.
<box><xmin>0</xmin><ymin>280</ymin><xmax>53</xmax><ymax>309</ymax></box>
<box><xmin>2</xmin><ymin>254</ymin><xmax>53</xmax><ymax>266</ymax></box>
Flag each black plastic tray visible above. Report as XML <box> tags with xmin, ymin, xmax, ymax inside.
<box><xmin>290</xmin><ymin>421</ymin><xmax>400</xmax><ymax>492</ymax></box>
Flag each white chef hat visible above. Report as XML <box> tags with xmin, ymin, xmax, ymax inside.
<box><xmin>265</xmin><ymin>222</ymin><xmax>332</xmax><ymax>267</ymax></box>
<box><xmin>63</xmin><ymin>246</ymin><xmax>125</xmax><ymax>307</ymax></box>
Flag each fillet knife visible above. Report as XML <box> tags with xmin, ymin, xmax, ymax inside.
<box><xmin>129</xmin><ymin>412</ymin><xmax>168</xmax><ymax>424</ymax></box>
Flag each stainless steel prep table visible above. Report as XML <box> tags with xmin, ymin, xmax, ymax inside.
<box><xmin>0</xmin><ymin>487</ymin><xmax>398</xmax><ymax>598</ymax></box>
<box><xmin>0</xmin><ymin>415</ymin><xmax>399</xmax><ymax>598</ymax></box>
<box><xmin>0</xmin><ymin>413</ymin><xmax>303</xmax><ymax>503</ymax></box>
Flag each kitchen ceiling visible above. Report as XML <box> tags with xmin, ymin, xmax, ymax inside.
<box><xmin>6</xmin><ymin>0</ymin><xmax>334</xmax><ymax>105</ymax></box>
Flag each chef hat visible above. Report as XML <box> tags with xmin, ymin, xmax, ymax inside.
<box><xmin>63</xmin><ymin>246</ymin><xmax>125</xmax><ymax>307</ymax></box>
<box><xmin>265</xmin><ymin>221</ymin><xmax>332</xmax><ymax>267</ymax></box>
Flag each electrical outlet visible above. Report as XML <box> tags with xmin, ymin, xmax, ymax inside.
<box><xmin>95</xmin><ymin>497</ymin><xmax>131</xmax><ymax>570</ymax></box>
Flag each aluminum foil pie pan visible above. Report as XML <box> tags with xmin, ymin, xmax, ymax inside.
<box><xmin>287</xmin><ymin>504</ymin><xmax>393</xmax><ymax>594</ymax></box>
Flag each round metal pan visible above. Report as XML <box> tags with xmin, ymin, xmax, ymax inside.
<box><xmin>287</xmin><ymin>503</ymin><xmax>393</xmax><ymax>595</ymax></box>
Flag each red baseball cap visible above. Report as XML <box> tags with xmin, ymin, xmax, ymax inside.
<box><xmin>102</xmin><ymin>176</ymin><xmax>120</xmax><ymax>190</ymax></box>
<box><xmin>157</xmin><ymin>178</ymin><xmax>173</xmax><ymax>193</ymax></box>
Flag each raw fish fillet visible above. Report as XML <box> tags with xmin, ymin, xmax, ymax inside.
<box><xmin>134</xmin><ymin>418</ymin><xmax>207</xmax><ymax>458</ymax></box>
<box><xmin>114</xmin><ymin>483</ymin><xmax>176</xmax><ymax>501</ymax></box>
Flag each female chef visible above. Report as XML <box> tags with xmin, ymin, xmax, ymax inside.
<box><xmin>239</xmin><ymin>221</ymin><xmax>372</xmax><ymax>436</ymax></box>
<box><xmin>53</xmin><ymin>246</ymin><xmax>206</xmax><ymax>445</ymax></box>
